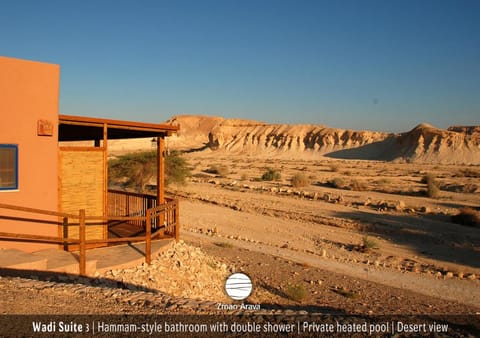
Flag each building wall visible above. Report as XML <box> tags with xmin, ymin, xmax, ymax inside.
<box><xmin>0</xmin><ymin>56</ymin><xmax>60</xmax><ymax>252</ymax></box>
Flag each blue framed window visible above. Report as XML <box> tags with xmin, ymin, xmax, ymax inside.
<box><xmin>0</xmin><ymin>145</ymin><xmax>18</xmax><ymax>190</ymax></box>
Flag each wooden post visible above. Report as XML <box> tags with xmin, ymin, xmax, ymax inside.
<box><xmin>102</xmin><ymin>123</ymin><xmax>108</xmax><ymax>240</ymax></box>
<box><xmin>157</xmin><ymin>137</ymin><xmax>165</xmax><ymax>205</ymax></box>
<box><xmin>79</xmin><ymin>209</ymin><xmax>86</xmax><ymax>276</ymax></box>
<box><xmin>125</xmin><ymin>193</ymin><xmax>129</xmax><ymax>217</ymax></box>
<box><xmin>145</xmin><ymin>208</ymin><xmax>152</xmax><ymax>265</ymax></box>
<box><xmin>175</xmin><ymin>199</ymin><xmax>180</xmax><ymax>242</ymax></box>
<box><xmin>62</xmin><ymin>217</ymin><xmax>68</xmax><ymax>251</ymax></box>
<box><xmin>157</xmin><ymin>137</ymin><xmax>165</xmax><ymax>228</ymax></box>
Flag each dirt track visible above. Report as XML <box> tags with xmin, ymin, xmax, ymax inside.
<box><xmin>168</xmin><ymin>154</ymin><xmax>480</xmax><ymax>312</ymax></box>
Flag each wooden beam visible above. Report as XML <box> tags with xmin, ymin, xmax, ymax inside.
<box><xmin>0</xmin><ymin>232</ymin><xmax>77</xmax><ymax>244</ymax></box>
<box><xmin>0</xmin><ymin>203</ymin><xmax>75</xmax><ymax>218</ymax></box>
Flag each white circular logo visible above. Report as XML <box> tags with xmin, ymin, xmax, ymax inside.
<box><xmin>225</xmin><ymin>272</ymin><xmax>253</xmax><ymax>300</ymax></box>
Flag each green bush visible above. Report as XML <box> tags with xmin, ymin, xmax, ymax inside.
<box><xmin>108</xmin><ymin>150</ymin><xmax>190</xmax><ymax>190</ymax></box>
<box><xmin>165</xmin><ymin>151</ymin><xmax>191</xmax><ymax>186</ymax></box>
<box><xmin>291</xmin><ymin>173</ymin><xmax>310</xmax><ymax>188</ymax></box>
<box><xmin>261</xmin><ymin>168</ymin><xmax>281</xmax><ymax>181</ymax></box>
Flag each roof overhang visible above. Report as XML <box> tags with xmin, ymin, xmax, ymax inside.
<box><xmin>58</xmin><ymin>115</ymin><xmax>178</xmax><ymax>141</ymax></box>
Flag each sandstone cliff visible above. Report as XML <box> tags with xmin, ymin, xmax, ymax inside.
<box><xmin>164</xmin><ymin>115</ymin><xmax>480</xmax><ymax>164</ymax></box>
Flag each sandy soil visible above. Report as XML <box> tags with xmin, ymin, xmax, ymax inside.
<box><xmin>167</xmin><ymin>153</ymin><xmax>480</xmax><ymax>311</ymax></box>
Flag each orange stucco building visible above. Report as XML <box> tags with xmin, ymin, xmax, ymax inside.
<box><xmin>0</xmin><ymin>56</ymin><xmax>178</xmax><ymax>253</ymax></box>
<box><xmin>0</xmin><ymin>56</ymin><xmax>60</xmax><ymax>251</ymax></box>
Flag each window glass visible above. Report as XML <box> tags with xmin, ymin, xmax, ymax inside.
<box><xmin>0</xmin><ymin>145</ymin><xmax>18</xmax><ymax>190</ymax></box>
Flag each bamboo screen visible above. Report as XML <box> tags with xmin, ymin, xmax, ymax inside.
<box><xmin>59</xmin><ymin>149</ymin><xmax>105</xmax><ymax>242</ymax></box>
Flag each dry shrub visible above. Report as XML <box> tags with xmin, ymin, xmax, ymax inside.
<box><xmin>331</xmin><ymin>288</ymin><xmax>360</xmax><ymax>299</ymax></box>
<box><xmin>286</xmin><ymin>284</ymin><xmax>307</xmax><ymax>302</ymax></box>
<box><xmin>330</xmin><ymin>164</ymin><xmax>340</xmax><ymax>172</ymax></box>
<box><xmin>421</xmin><ymin>173</ymin><xmax>436</xmax><ymax>184</ymax></box>
<box><xmin>350</xmin><ymin>179</ymin><xmax>367</xmax><ymax>191</ymax></box>
<box><xmin>261</xmin><ymin>168</ymin><xmax>281</xmax><ymax>181</ymax></box>
<box><xmin>329</xmin><ymin>177</ymin><xmax>346</xmax><ymax>189</ymax></box>
<box><xmin>426</xmin><ymin>181</ymin><xmax>441</xmax><ymax>198</ymax></box>
<box><xmin>291</xmin><ymin>173</ymin><xmax>310</xmax><ymax>188</ymax></box>
<box><xmin>361</xmin><ymin>236</ymin><xmax>378</xmax><ymax>252</ymax></box>
<box><xmin>205</xmin><ymin>165</ymin><xmax>229</xmax><ymax>177</ymax></box>
<box><xmin>376</xmin><ymin>178</ymin><xmax>392</xmax><ymax>186</ymax></box>
<box><xmin>422</xmin><ymin>173</ymin><xmax>440</xmax><ymax>198</ymax></box>
<box><xmin>455</xmin><ymin>169</ymin><xmax>480</xmax><ymax>178</ymax></box>
<box><xmin>451</xmin><ymin>207</ymin><xmax>480</xmax><ymax>227</ymax></box>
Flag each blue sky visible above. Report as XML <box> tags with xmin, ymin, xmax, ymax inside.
<box><xmin>1</xmin><ymin>0</ymin><xmax>479</xmax><ymax>132</ymax></box>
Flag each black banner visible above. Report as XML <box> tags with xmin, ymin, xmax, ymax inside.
<box><xmin>0</xmin><ymin>314</ymin><xmax>478</xmax><ymax>337</ymax></box>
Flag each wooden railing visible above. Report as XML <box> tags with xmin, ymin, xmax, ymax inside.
<box><xmin>107</xmin><ymin>189</ymin><xmax>177</xmax><ymax>230</ymax></box>
<box><xmin>0</xmin><ymin>196</ymin><xmax>179</xmax><ymax>275</ymax></box>
<box><xmin>107</xmin><ymin>189</ymin><xmax>157</xmax><ymax>227</ymax></box>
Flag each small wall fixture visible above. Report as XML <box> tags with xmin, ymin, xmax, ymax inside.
<box><xmin>37</xmin><ymin>119</ymin><xmax>54</xmax><ymax>136</ymax></box>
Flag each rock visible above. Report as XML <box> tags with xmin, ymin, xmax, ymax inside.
<box><xmin>420</xmin><ymin>206</ymin><xmax>431</xmax><ymax>213</ymax></box>
<box><xmin>395</xmin><ymin>200</ymin><xmax>406</xmax><ymax>211</ymax></box>
<box><xmin>320</xmin><ymin>249</ymin><xmax>327</xmax><ymax>258</ymax></box>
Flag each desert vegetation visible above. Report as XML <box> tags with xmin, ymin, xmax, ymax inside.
<box><xmin>261</xmin><ymin>168</ymin><xmax>281</xmax><ymax>181</ymax></box>
<box><xmin>285</xmin><ymin>283</ymin><xmax>307</xmax><ymax>302</ymax></box>
<box><xmin>421</xmin><ymin>173</ymin><xmax>441</xmax><ymax>198</ymax></box>
<box><xmin>108</xmin><ymin>150</ymin><xmax>190</xmax><ymax>191</ymax></box>
<box><xmin>204</xmin><ymin>164</ymin><xmax>229</xmax><ymax>177</ymax></box>
<box><xmin>361</xmin><ymin>236</ymin><xmax>378</xmax><ymax>252</ymax></box>
<box><xmin>451</xmin><ymin>207</ymin><xmax>480</xmax><ymax>228</ymax></box>
<box><xmin>290</xmin><ymin>173</ymin><xmax>310</xmax><ymax>188</ymax></box>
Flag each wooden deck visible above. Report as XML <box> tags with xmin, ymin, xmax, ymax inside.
<box><xmin>107</xmin><ymin>221</ymin><xmax>169</xmax><ymax>243</ymax></box>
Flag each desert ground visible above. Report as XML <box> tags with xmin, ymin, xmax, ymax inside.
<box><xmin>104</xmin><ymin>115</ymin><xmax>480</xmax><ymax>314</ymax></box>
<box><xmin>169</xmin><ymin>151</ymin><xmax>480</xmax><ymax>310</ymax></box>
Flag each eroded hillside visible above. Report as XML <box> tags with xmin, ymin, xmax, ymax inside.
<box><xmin>164</xmin><ymin>116</ymin><xmax>480</xmax><ymax>164</ymax></box>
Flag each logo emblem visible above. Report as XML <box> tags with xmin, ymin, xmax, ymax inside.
<box><xmin>225</xmin><ymin>272</ymin><xmax>253</xmax><ymax>300</ymax></box>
